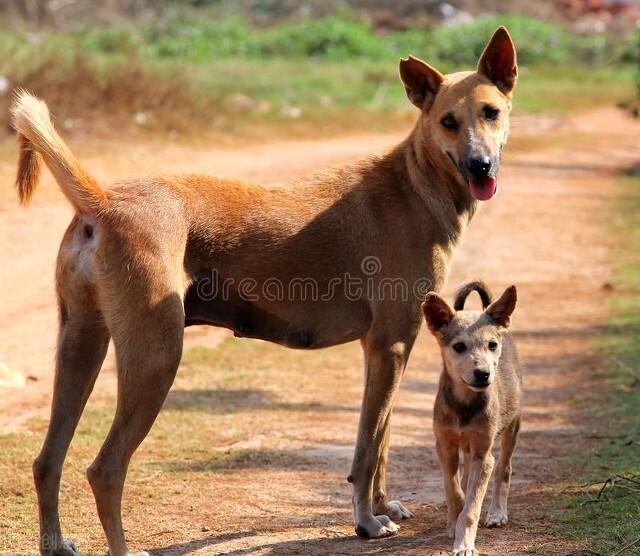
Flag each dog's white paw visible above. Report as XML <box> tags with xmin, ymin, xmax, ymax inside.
<box><xmin>355</xmin><ymin>515</ymin><xmax>399</xmax><ymax>538</ymax></box>
<box><xmin>126</xmin><ymin>552</ymin><xmax>150</xmax><ymax>556</ymax></box>
<box><xmin>452</xmin><ymin>549</ymin><xmax>478</xmax><ymax>556</ymax></box>
<box><xmin>484</xmin><ymin>509</ymin><xmax>508</xmax><ymax>528</ymax></box>
<box><xmin>375</xmin><ymin>514</ymin><xmax>400</xmax><ymax>532</ymax></box>
<box><xmin>383</xmin><ymin>500</ymin><xmax>414</xmax><ymax>520</ymax></box>
<box><xmin>47</xmin><ymin>539</ymin><xmax>81</xmax><ymax>556</ymax></box>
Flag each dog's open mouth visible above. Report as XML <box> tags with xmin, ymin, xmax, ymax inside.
<box><xmin>469</xmin><ymin>177</ymin><xmax>498</xmax><ymax>201</ymax></box>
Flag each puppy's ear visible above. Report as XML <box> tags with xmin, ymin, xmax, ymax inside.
<box><xmin>422</xmin><ymin>293</ymin><xmax>455</xmax><ymax>334</ymax></box>
<box><xmin>399</xmin><ymin>56</ymin><xmax>444</xmax><ymax>110</ymax></box>
<box><xmin>477</xmin><ymin>26</ymin><xmax>518</xmax><ymax>95</ymax></box>
<box><xmin>485</xmin><ymin>285</ymin><xmax>517</xmax><ymax>328</ymax></box>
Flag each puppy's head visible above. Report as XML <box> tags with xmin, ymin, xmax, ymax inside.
<box><xmin>422</xmin><ymin>285</ymin><xmax>517</xmax><ymax>391</ymax></box>
<box><xmin>399</xmin><ymin>27</ymin><xmax>517</xmax><ymax>201</ymax></box>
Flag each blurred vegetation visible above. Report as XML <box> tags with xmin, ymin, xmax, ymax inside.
<box><xmin>554</xmin><ymin>174</ymin><xmax>640</xmax><ymax>553</ymax></box>
<box><xmin>0</xmin><ymin>11</ymin><xmax>637</xmax><ymax>137</ymax></box>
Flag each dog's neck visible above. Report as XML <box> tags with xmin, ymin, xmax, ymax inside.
<box><xmin>440</xmin><ymin>364</ymin><xmax>489</xmax><ymax>426</ymax></box>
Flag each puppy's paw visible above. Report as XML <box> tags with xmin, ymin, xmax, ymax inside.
<box><xmin>484</xmin><ymin>509</ymin><xmax>508</xmax><ymax>528</ymax></box>
<box><xmin>452</xmin><ymin>549</ymin><xmax>478</xmax><ymax>556</ymax></box>
<box><xmin>355</xmin><ymin>515</ymin><xmax>399</xmax><ymax>539</ymax></box>
<box><xmin>377</xmin><ymin>499</ymin><xmax>414</xmax><ymax>520</ymax></box>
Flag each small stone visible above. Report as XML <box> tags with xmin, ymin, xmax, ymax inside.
<box><xmin>0</xmin><ymin>76</ymin><xmax>9</xmax><ymax>96</ymax></box>
<box><xmin>134</xmin><ymin>112</ymin><xmax>147</xmax><ymax>126</ymax></box>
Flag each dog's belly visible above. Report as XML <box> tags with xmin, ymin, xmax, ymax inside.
<box><xmin>183</xmin><ymin>277</ymin><xmax>371</xmax><ymax>349</ymax></box>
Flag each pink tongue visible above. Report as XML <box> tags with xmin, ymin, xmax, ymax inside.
<box><xmin>469</xmin><ymin>176</ymin><xmax>497</xmax><ymax>201</ymax></box>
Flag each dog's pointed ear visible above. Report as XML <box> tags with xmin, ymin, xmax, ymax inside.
<box><xmin>485</xmin><ymin>285</ymin><xmax>517</xmax><ymax>328</ymax></box>
<box><xmin>399</xmin><ymin>56</ymin><xmax>444</xmax><ymax>110</ymax></box>
<box><xmin>477</xmin><ymin>26</ymin><xmax>518</xmax><ymax>95</ymax></box>
<box><xmin>422</xmin><ymin>293</ymin><xmax>455</xmax><ymax>334</ymax></box>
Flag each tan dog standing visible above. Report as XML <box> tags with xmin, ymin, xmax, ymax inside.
<box><xmin>11</xmin><ymin>28</ymin><xmax>517</xmax><ymax>556</ymax></box>
<box><xmin>423</xmin><ymin>281</ymin><xmax>522</xmax><ymax>556</ymax></box>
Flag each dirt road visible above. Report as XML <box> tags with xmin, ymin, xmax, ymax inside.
<box><xmin>0</xmin><ymin>107</ymin><xmax>638</xmax><ymax>555</ymax></box>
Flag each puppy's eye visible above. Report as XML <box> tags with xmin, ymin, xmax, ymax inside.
<box><xmin>484</xmin><ymin>106</ymin><xmax>500</xmax><ymax>121</ymax></box>
<box><xmin>488</xmin><ymin>340</ymin><xmax>498</xmax><ymax>351</ymax></box>
<box><xmin>441</xmin><ymin>114</ymin><xmax>459</xmax><ymax>132</ymax></box>
<box><xmin>452</xmin><ymin>342</ymin><xmax>467</xmax><ymax>354</ymax></box>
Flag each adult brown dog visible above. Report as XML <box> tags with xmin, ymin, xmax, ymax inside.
<box><xmin>12</xmin><ymin>27</ymin><xmax>517</xmax><ymax>556</ymax></box>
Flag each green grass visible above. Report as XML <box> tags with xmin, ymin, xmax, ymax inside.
<box><xmin>0</xmin><ymin>14</ymin><xmax>636</xmax><ymax>137</ymax></box>
<box><xmin>554</xmin><ymin>175</ymin><xmax>640</xmax><ymax>554</ymax></box>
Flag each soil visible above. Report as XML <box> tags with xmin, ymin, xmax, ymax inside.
<box><xmin>0</xmin><ymin>106</ymin><xmax>638</xmax><ymax>555</ymax></box>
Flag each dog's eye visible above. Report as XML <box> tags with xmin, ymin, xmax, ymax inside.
<box><xmin>484</xmin><ymin>106</ymin><xmax>500</xmax><ymax>121</ymax></box>
<box><xmin>488</xmin><ymin>340</ymin><xmax>498</xmax><ymax>351</ymax></box>
<box><xmin>452</xmin><ymin>342</ymin><xmax>467</xmax><ymax>353</ymax></box>
<box><xmin>441</xmin><ymin>114</ymin><xmax>459</xmax><ymax>132</ymax></box>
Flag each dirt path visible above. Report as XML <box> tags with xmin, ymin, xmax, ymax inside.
<box><xmin>0</xmin><ymin>107</ymin><xmax>638</xmax><ymax>555</ymax></box>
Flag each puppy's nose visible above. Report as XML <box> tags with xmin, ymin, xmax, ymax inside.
<box><xmin>467</xmin><ymin>156</ymin><xmax>492</xmax><ymax>178</ymax></box>
<box><xmin>473</xmin><ymin>368</ymin><xmax>491</xmax><ymax>384</ymax></box>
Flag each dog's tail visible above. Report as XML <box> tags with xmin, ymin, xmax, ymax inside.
<box><xmin>454</xmin><ymin>280</ymin><xmax>493</xmax><ymax>311</ymax></box>
<box><xmin>11</xmin><ymin>90</ymin><xmax>106</xmax><ymax>214</ymax></box>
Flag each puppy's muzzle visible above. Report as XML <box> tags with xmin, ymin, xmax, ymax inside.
<box><xmin>472</xmin><ymin>367</ymin><xmax>491</xmax><ymax>388</ymax></box>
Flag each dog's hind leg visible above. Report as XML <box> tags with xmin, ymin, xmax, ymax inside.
<box><xmin>485</xmin><ymin>415</ymin><xmax>520</xmax><ymax>528</ymax></box>
<box><xmin>372</xmin><ymin>413</ymin><xmax>414</xmax><ymax>521</ymax></box>
<box><xmin>87</xmin><ymin>288</ymin><xmax>184</xmax><ymax>556</ymax></box>
<box><xmin>34</xmin><ymin>301</ymin><xmax>110</xmax><ymax>555</ymax></box>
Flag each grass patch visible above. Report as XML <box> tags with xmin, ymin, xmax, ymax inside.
<box><xmin>0</xmin><ymin>14</ymin><xmax>635</xmax><ymax>138</ymax></box>
<box><xmin>554</xmin><ymin>175</ymin><xmax>640</xmax><ymax>553</ymax></box>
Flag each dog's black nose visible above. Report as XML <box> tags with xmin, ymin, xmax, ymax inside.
<box><xmin>468</xmin><ymin>156</ymin><xmax>492</xmax><ymax>178</ymax></box>
<box><xmin>473</xmin><ymin>368</ymin><xmax>491</xmax><ymax>384</ymax></box>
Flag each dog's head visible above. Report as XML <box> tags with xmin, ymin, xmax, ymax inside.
<box><xmin>399</xmin><ymin>27</ymin><xmax>517</xmax><ymax>201</ymax></box>
<box><xmin>422</xmin><ymin>285</ymin><xmax>517</xmax><ymax>391</ymax></box>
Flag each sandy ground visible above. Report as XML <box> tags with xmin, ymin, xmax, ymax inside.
<box><xmin>0</xmin><ymin>107</ymin><xmax>638</xmax><ymax>555</ymax></box>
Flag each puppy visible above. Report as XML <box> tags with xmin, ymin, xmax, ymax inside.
<box><xmin>422</xmin><ymin>281</ymin><xmax>521</xmax><ymax>556</ymax></box>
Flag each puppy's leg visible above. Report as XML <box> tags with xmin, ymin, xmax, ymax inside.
<box><xmin>461</xmin><ymin>445</ymin><xmax>471</xmax><ymax>495</ymax></box>
<box><xmin>485</xmin><ymin>416</ymin><xmax>520</xmax><ymax>528</ymax></box>
<box><xmin>436</xmin><ymin>436</ymin><xmax>465</xmax><ymax>539</ymax></box>
<box><xmin>34</xmin><ymin>303</ymin><xmax>110</xmax><ymax>556</ymax></box>
<box><xmin>350</xmin><ymin>334</ymin><xmax>412</xmax><ymax>539</ymax></box>
<box><xmin>87</xmin><ymin>291</ymin><xmax>184</xmax><ymax>556</ymax></box>
<box><xmin>453</xmin><ymin>449</ymin><xmax>494</xmax><ymax>556</ymax></box>
<box><xmin>372</xmin><ymin>413</ymin><xmax>413</xmax><ymax>521</ymax></box>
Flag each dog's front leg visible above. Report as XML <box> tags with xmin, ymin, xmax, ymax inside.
<box><xmin>372</xmin><ymin>414</ymin><xmax>414</xmax><ymax>521</ymax></box>
<box><xmin>485</xmin><ymin>416</ymin><xmax>520</xmax><ymax>528</ymax></box>
<box><xmin>453</xmin><ymin>450</ymin><xmax>494</xmax><ymax>556</ymax></box>
<box><xmin>350</xmin><ymin>336</ymin><xmax>410</xmax><ymax>538</ymax></box>
<box><xmin>435</xmin><ymin>436</ymin><xmax>465</xmax><ymax>539</ymax></box>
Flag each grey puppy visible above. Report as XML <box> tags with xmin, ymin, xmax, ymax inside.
<box><xmin>422</xmin><ymin>281</ymin><xmax>522</xmax><ymax>556</ymax></box>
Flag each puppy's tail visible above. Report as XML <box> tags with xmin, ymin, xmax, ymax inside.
<box><xmin>454</xmin><ymin>280</ymin><xmax>493</xmax><ymax>311</ymax></box>
<box><xmin>11</xmin><ymin>90</ymin><xmax>106</xmax><ymax>214</ymax></box>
